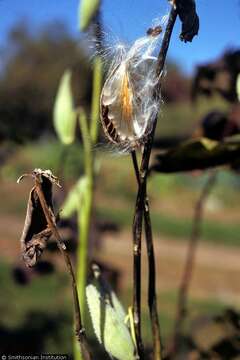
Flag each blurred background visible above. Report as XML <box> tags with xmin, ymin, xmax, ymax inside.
<box><xmin>0</xmin><ymin>0</ymin><xmax>240</xmax><ymax>358</ymax></box>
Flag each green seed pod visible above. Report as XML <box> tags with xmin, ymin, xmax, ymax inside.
<box><xmin>53</xmin><ymin>69</ymin><xmax>76</xmax><ymax>145</ymax></box>
<box><xmin>61</xmin><ymin>177</ymin><xmax>87</xmax><ymax>218</ymax></box>
<box><xmin>78</xmin><ymin>0</ymin><xmax>101</xmax><ymax>31</ymax></box>
<box><xmin>237</xmin><ymin>73</ymin><xmax>240</xmax><ymax>102</ymax></box>
<box><xmin>86</xmin><ymin>284</ymin><xmax>135</xmax><ymax>360</ymax></box>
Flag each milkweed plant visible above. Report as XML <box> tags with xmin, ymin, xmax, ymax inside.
<box><xmin>19</xmin><ymin>0</ymin><xmax>199</xmax><ymax>359</ymax></box>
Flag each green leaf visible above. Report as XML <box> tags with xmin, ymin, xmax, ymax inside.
<box><xmin>109</xmin><ymin>290</ymin><xmax>127</xmax><ymax>324</ymax></box>
<box><xmin>78</xmin><ymin>0</ymin><xmax>100</xmax><ymax>31</ymax></box>
<box><xmin>237</xmin><ymin>73</ymin><xmax>240</xmax><ymax>102</ymax></box>
<box><xmin>86</xmin><ymin>284</ymin><xmax>135</xmax><ymax>360</ymax></box>
<box><xmin>53</xmin><ymin>69</ymin><xmax>76</xmax><ymax>145</ymax></box>
<box><xmin>61</xmin><ymin>177</ymin><xmax>87</xmax><ymax>218</ymax></box>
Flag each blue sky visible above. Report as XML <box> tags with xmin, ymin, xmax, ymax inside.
<box><xmin>0</xmin><ymin>0</ymin><xmax>240</xmax><ymax>74</ymax></box>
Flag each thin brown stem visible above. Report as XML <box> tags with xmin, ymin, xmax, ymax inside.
<box><xmin>170</xmin><ymin>171</ymin><xmax>217</xmax><ymax>355</ymax></box>
<box><xmin>132</xmin><ymin>7</ymin><xmax>177</xmax><ymax>359</ymax></box>
<box><xmin>131</xmin><ymin>151</ymin><xmax>163</xmax><ymax>360</ymax></box>
<box><xmin>34</xmin><ymin>175</ymin><xmax>92</xmax><ymax>360</ymax></box>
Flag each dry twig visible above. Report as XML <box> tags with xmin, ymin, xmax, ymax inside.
<box><xmin>170</xmin><ymin>171</ymin><xmax>217</xmax><ymax>355</ymax></box>
<box><xmin>19</xmin><ymin>170</ymin><xmax>92</xmax><ymax>360</ymax></box>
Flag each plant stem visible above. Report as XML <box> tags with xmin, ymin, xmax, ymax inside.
<box><xmin>131</xmin><ymin>151</ymin><xmax>163</xmax><ymax>360</ymax></box>
<box><xmin>132</xmin><ymin>7</ymin><xmax>177</xmax><ymax>359</ymax></box>
<box><xmin>70</xmin><ymin>109</ymin><xmax>93</xmax><ymax>360</ymax></box>
<box><xmin>34</xmin><ymin>174</ymin><xmax>92</xmax><ymax>360</ymax></box>
<box><xmin>74</xmin><ymin>40</ymin><xmax>102</xmax><ymax>360</ymax></box>
<box><xmin>170</xmin><ymin>171</ymin><xmax>217</xmax><ymax>354</ymax></box>
<box><xmin>90</xmin><ymin>57</ymin><xmax>103</xmax><ymax>144</ymax></box>
<box><xmin>77</xmin><ymin>108</ymin><xmax>94</xmax><ymax>316</ymax></box>
<box><xmin>91</xmin><ymin>10</ymin><xmax>103</xmax><ymax>144</ymax></box>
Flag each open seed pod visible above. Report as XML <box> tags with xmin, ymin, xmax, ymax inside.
<box><xmin>100</xmin><ymin>28</ymin><xmax>163</xmax><ymax>151</ymax></box>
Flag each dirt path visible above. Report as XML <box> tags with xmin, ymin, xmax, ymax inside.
<box><xmin>1</xmin><ymin>212</ymin><xmax>240</xmax><ymax>305</ymax></box>
<box><xmin>0</xmin><ymin>214</ymin><xmax>23</xmax><ymax>259</ymax></box>
<box><xmin>96</xmin><ymin>230</ymin><xmax>240</xmax><ymax>305</ymax></box>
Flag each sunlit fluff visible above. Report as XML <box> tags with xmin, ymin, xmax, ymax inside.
<box><xmin>100</xmin><ymin>23</ymin><xmax>165</xmax><ymax>151</ymax></box>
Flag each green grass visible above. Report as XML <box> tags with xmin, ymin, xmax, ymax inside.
<box><xmin>97</xmin><ymin>206</ymin><xmax>240</xmax><ymax>247</ymax></box>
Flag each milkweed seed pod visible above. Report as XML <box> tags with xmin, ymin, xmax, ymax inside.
<box><xmin>100</xmin><ymin>25</ymin><xmax>163</xmax><ymax>151</ymax></box>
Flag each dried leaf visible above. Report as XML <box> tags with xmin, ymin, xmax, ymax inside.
<box><xmin>19</xmin><ymin>170</ymin><xmax>56</xmax><ymax>267</ymax></box>
<box><xmin>151</xmin><ymin>136</ymin><xmax>240</xmax><ymax>173</ymax></box>
<box><xmin>175</xmin><ymin>0</ymin><xmax>199</xmax><ymax>42</ymax></box>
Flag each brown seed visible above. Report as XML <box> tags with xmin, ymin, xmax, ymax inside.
<box><xmin>147</xmin><ymin>26</ymin><xmax>162</xmax><ymax>37</ymax></box>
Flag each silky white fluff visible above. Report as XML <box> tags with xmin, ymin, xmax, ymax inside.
<box><xmin>99</xmin><ymin>16</ymin><xmax>168</xmax><ymax>151</ymax></box>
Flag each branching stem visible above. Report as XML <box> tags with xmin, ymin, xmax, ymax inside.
<box><xmin>131</xmin><ymin>7</ymin><xmax>177</xmax><ymax>359</ymax></box>
<box><xmin>131</xmin><ymin>151</ymin><xmax>163</xmax><ymax>360</ymax></box>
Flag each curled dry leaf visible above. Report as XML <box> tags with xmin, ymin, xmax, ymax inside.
<box><xmin>171</xmin><ymin>0</ymin><xmax>199</xmax><ymax>42</ymax></box>
<box><xmin>19</xmin><ymin>169</ymin><xmax>59</xmax><ymax>267</ymax></box>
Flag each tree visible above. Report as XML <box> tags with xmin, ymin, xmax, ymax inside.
<box><xmin>0</xmin><ymin>20</ymin><xmax>92</xmax><ymax>142</ymax></box>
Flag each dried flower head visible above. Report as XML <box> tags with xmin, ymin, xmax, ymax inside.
<box><xmin>100</xmin><ymin>24</ymin><xmax>165</xmax><ymax>151</ymax></box>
